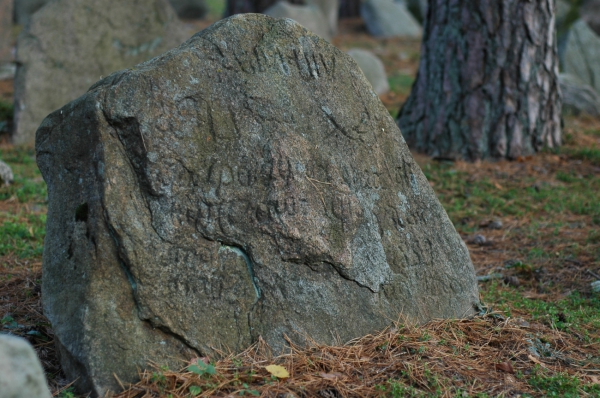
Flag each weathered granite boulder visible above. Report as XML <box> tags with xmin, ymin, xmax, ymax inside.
<box><xmin>0</xmin><ymin>0</ymin><xmax>13</xmax><ymax>63</ymax></box>
<box><xmin>0</xmin><ymin>334</ymin><xmax>52</xmax><ymax>398</ymax></box>
<box><xmin>168</xmin><ymin>0</ymin><xmax>207</xmax><ymax>19</ymax></box>
<box><xmin>361</xmin><ymin>0</ymin><xmax>422</xmax><ymax>38</ymax></box>
<box><xmin>12</xmin><ymin>0</ymin><xmax>51</xmax><ymax>26</ymax></box>
<box><xmin>264</xmin><ymin>1</ymin><xmax>332</xmax><ymax>41</ymax></box>
<box><xmin>37</xmin><ymin>13</ymin><xmax>479</xmax><ymax>396</ymax></box>
<box><xmin>559</xmin><ymin>73</ymin><xmax>600</xmax><ymax>117</ymax></box>
<box><xmin>563</xmin><ymin>19</ymin><xmax>600</xmax><ymax>93</ymax></box>
<box><xmin>347</xmin><ymin>48</ymin><xmax>389</xmax><ymax>95</ymax></box>
<box><xmin>13</xmin><ymin>0</ymin><xmax>190</xmax><ymax>145</ymax></box>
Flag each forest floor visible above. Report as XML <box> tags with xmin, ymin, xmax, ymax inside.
<box><xmin>1</xmin><ymin>19</ymin><xmax>599</xmax><ymax>398</ymax></box>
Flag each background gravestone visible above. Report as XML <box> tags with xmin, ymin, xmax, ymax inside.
<box><xmin>13</xmin><ymin>0</ymin><xmax>191</xmax><ymax>145</ymax></box>
<box><xmin>264</xmin><ymin>1</ymin><xmax>332</xmax><ymax>41</ymax></box>
<box><xmin>563</xmin><ymin>19</ymin><xmax>600</xmax><ymax>94</ymax></box>
<box><xmin>347</xmin><ymin>48</ymin><xmax>390</xmax><ymax>94</ymax></box>
<box><xmin>361</xmin><ymin>0</ymin><xmax>422</xmax><ymax>38</ymax></box>
<box><xmin>37</xmin><ymin>13</ymin><xmax>479</xmax><ymax>396</ymax></box>
<box><xmin>559</xmin><ymin>74</ymin><xmax>600</xmax><ymax>117</ymax></box>
<box><xmin>12</xmin><ymin>0</ymin><xmax>51</xmax><ymax>26</ymax></box>
<box><xmin>0</xmin><ymin>334</ymin><xmax>52</xmax><ymax>398</ymax></box>
<box><xmin>168</xmin><ymin>0</ymin><xmax>208</xmax><ymax>19</ymax></box>
<box><xmin>0</xmin><ymin>0</ymin><xmax>13</xmax><ymax>64</ymax></box>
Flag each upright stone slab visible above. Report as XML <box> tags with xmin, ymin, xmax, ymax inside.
<box><xmin>0</xmin><ymin>0</ymin><xmax>13</xmax><ymax>64</ymax></box>
<box><xmin>12</xmin><ymin>0</ymin><xmax>51</xmax><ymax>26</ymax></box>
<box><xmin>13</xmin><ymin>0</ymin><xmax>190</xmax><ymax>145</ymax></box>
<box><xmin>0</xmin><ymin>334</ymin><xmax>52</xmax><ymax>398</ymax></box>
<box><xmin>361</xmin><ymin>0</ymin><xmax>422</xmax><ymax>38</ymax></box>
<box><xmin>37</xmin><ymin>14</ymin><xmax>479</xmax><ymax>396</ymax></box>
<box><xmin>563</xmin><ymin>19</ymin><xmax>600</xmax><ymax>94</ymax></box>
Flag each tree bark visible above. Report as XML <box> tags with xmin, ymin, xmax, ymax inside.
<box><xmin>397</xmin><ymin>0</ymin><xmax>562</xmax><ymax>161</ymax></box>
<box><xmin>226</xmin><ymin>0</ymin><xmax>304</xmax><ymax>15</ymax></box>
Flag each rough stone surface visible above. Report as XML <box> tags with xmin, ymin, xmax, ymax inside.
<box><xmin>559</xmin><ymin>73</ymin><xmax>600</xmax><ymax>117</ymax></box>
<box><xmin>264</xmin><ymin>1</ymin><xmax>332</xmax><ymax>41</ymax></box>
<box><xmin>168</xmin><ymin>0</ymin><xmax>207</xmax><ymax>19</ymax></box>
<box><xmin>0</xmin><ymin>334</ymin><xmax>52</xmax><ymax>398</ymax></box>
<box><xmin>347</xmin><ymin>48</ymin><xmax>389</xmax><ymax>94</ymax></box>
<box><xmin>13</xmin><ymin>0</ymin><xmax>190</xmax><ymax>145</ymax></box>
<box><xmin>12</xmin><ymin>0</ymin><xmax>51</xmax><ymax>25</ymax></box>
<box><xmin>37</xmin><ymin>14</ymin><xmax>479</xmax><ymax>396</ymax></box>
<box><xmin>361</xmin><ymin>0</ymin><xmax>422</xmax><ymax>38</ymax></box>
<box><xmin>563</xmin><ymin>19</ymin><xmax>600</xmax><ymax>94</ymax></box>
<box><xmin>0</xmin><ymin>0</ymin><xmax>13</xmax><ymax>63</ymax></box>
<box><xmin>0</xmin><ymin>160</ymin><xmax>13</xmax><ymax>185</ymax></box>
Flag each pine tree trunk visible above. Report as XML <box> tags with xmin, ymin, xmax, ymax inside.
<box><xmin>397</xmin><ymin>0</ymin><xmax>562</xmax><ymax>161</ymax></box>
<box><xmin>226</xmin><ymin>0</ymin><xmax>304</xmax><ymax>15</ymax></box>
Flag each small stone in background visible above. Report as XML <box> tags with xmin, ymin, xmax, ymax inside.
<box><xmin>347</xmin><ymin>48</ymin><xmax>389</xmax><ymax>95</ymax></box>
<box><xmin>306</xmin><ymin>0</ymin><xmax>339</xmax><ymax>38</ymax></box>
<box><xmin>361</xmin><ymin>0</ymin><xmax>422</xmax><ymax>38</ymax></box>
<box><xmin>559</xmin><ymin>73</ymin><xmax>600</xmax><ymax>117</ymax></box>
<box><xmin>488</xmin><ymin>220</ymin><xmax>503</xmax><ymax>230</ymax></box>
<box><xmin>504</xmin><ymin>276</ymin><xmax>520</xmax><ymax>287</ymax></box>
<box><xmin>0</xmin><ymin>334</ymin><xmax>52</xmax><ymax>398</ymax></box>
<box><xmin>0</xmin><ymin>160</ymin><xmax>13</xmax><ymax>186</ymax></box>
<box><xmin>592</xmin><ymin>280</ymin><xmax>600</xmax><ymax>293</ymax></box>
<box><xmin>470</xmin><ymin>234</ymin><xmax>487</xmax><ymax>245</ymax></box>
<box><xmin>264</xmin><ymin>1</ymin><xmax>332</xmax><ymax>41</ymax></box>
<box><xmin>168</xmin><ymin>0</ymin><xmax>207</xmax><ymax>19</ymax></box>
<box><xmin>474</xmin><ymin>235</ymin><xmax>493</xmax><ymax>246</ymax></box>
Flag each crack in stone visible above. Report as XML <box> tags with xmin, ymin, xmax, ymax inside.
<box><xmin>218</xmin><ymin>244</ymin><xmax>262</xmax><ymax>299</ymax></box>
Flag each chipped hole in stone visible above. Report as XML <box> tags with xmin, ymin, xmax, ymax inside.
<box><xmin>75</xmin><ymin>203</ymin><xmax>89</xmax><ymax>223</ymax></box>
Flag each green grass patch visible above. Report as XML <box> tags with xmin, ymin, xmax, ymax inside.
<box><xmin>528</xmin><ymin>366</ymin><xmax>600</xmax><ymax>397</ymax></box>
<box><xmin>564</xmin><ymin>147</ymin><xmax>600</xmax><ymax>166</ymax></box>
<box><xmin>0</xmin><ymin>212</ymin><xmax>46</xmax><ymax>258</ymax></box>
<box><xmin>0</xmin><ymin>147</ymin><xmax>47</xmax><ymax>203</ymax></box>
<box><xmin>205</xmin><ymin>0</ymin><xmax>226</xmax><ymax>19</ymax></box>
<box><xmin>483</xmin><ymin>282</ymin><xmax>600</xmax><ymax>340</ymax></box>
<box><xmin>388</xmin><ymin>73</ymin><xmax>415</xmax><ymax>96</ymax></box>
<box><xmin>420</xmin><ymin>161</ymin><xmax>600</xmax><ymax>231</ymax></box>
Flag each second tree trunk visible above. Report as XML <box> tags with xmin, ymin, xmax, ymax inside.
<box><xmin>397</xmin><ymin>0</ymin><xmax>562</xmax><ymax>161</ymax></box>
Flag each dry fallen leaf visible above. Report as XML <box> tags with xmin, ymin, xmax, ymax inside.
<box><xmin>265</xmin><ymin>364</ymin><xmax>290</xmax><ymax>379</ymax></box>
<box><xmin>495</xmin><ymin>362</ymin><xmax>514</xmax><ymax>374</ymax></box>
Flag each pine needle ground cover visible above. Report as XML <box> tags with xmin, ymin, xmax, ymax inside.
<box><xmin>1</xmin><ymin>21</ymin><xmax>600</xmax><ymax>398</ymax></box>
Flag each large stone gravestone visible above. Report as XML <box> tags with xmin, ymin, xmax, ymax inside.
<box><xmin>13</xmin><ymin>0</ymin><xmax>190</xmax><ymax>145</ymax></box>
<box><xmin>37</xmin><ymin>13</ymin><xmax>479</xmax><ymax>396</ymax></box>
